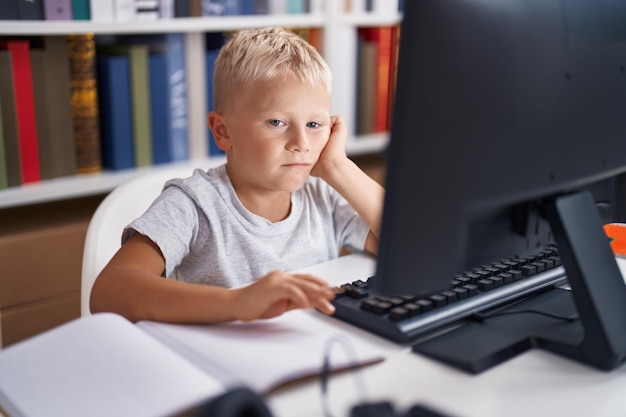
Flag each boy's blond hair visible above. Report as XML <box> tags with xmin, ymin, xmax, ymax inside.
<box><xmin>213</xmin><ymin>27</ymin><xmax>332</xmax><ymax>112</ymax></box>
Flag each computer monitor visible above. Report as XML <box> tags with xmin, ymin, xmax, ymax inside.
<box><xmin>375</xmin><ymin>0</ymin><xmax>626</xmax><ymax>370</ymax></box>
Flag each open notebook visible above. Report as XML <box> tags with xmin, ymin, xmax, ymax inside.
<box><xmin>0</xmin><ymin>254</ymin><xmax>384</xmax><ymax>417</ymax></box>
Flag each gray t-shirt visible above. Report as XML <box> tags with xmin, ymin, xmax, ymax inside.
<box><xmin>124</xmin><ymin>164</ymin><xmax>370</xmax><ymax>288</ymax></box>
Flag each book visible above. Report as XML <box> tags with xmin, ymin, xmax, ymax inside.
<box><xmin>43</xmin><ymin>0</ymin><xmax>73</xmax><ymax>19</ymax></box>
<box><xmin>0</xmin><ymin>309</ymin><xmax>385</xmax><ymax>417</ymax></box>
<box><xmin>356</xmin><ymin>27</ymin><xmax>395</xmax><ymax>134</ymax></box>
<box><xmin>16</xmin><ymin>0</ymin><xmax>44</xmax><ymax>19</ymax></box>
<box><xmin>364</xmin><ymin>26</ymin><xmax>393</xmax><ymax>133</ymax></box>
<box><xmin>116</xmin><ymin>0</ymin><xmax>160</xmax><ymax>21</ymax></box>
<box><xmin>159</xmin><ymin>0</ymin><xmax>174</xmax><ymax>17</ymax></box>
<box><xmin>185</xmin><ymin>32</ymin><xmax>206</xmax><ymax>159</ymax></box>
<box><xmin>356</xmin><ymin>30</ymin><xmax>377</xmax><ymax>135</ymax></box>
<box><xmin>0</xmin><ymin>1</ymin><xmax>20</xmax><ymax>19</ymax></box>
<box><xmin>174</xmin><ymin>0</ymin><xmax>190</xmax><ymax>16</ymax></box>
<box><xmin>30</xmin><ymin>36</ymin><xmax>77</xmax><ymax>179</ymax></box>
<box><xmin>202</xmin><ymin>0</ymin><xmax>244</xmax><ymax>16</ymax></box>
<box><xmin>89</xmin><ymin>0</ymin><xmax>114</xmax><ymax>21</ymax></box>
<box><xmin>148</xmin><ymin>33</ymin><xmax>189</xmax><ymax>163</ymax></box>
<box><xmin>0</xmin><ymin>51</ymin><xmax>22</xmax><ymax>186</ymax></box>
<box><xmin>70</xmin><ymin>0</ymin><xmax>89</xmax><ymax>19</ymax></box>
<box><xmin>127</xmin><ymin>44</ymin><xmax>153</xmax><ymax>167</ymax></box>
<box><xmin>4</xmin><ymin>39</ymin><xmax>41</xmax><ymax>183</ymax></box>
<box><xmin>68</xmin><ymin>34</ymin><xmax>102</xmax><ymax>174</ymax></box>
<box><xmin>205</xmin><ymin>47</ymin><xmax>221</xmax><ymax>156</ymax></box>
<box><xmin>0</xmin><ymin>99</ymin><xmax>8</xmax><ymax>189</ymax></box>
<box><xmin>97</xmin><ymin>53</ymin><xmax>135</xmax><ymax>170</ymax></box>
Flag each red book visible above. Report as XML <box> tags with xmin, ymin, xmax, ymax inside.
<box><xmin>5</xmin><ymin>40</ymin><xmax>41</xmax><ymax>183</ymax></box>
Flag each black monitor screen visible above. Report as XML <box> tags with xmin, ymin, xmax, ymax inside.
<box><xmin>375</xmin><ymin>0</ymin><xmax>626</xmax><ymax>298</ymax></box>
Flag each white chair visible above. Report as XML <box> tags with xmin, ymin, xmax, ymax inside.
<box><xmin>80</xmin><ymin>165</ymin><xmax>199</xmax><ymax>316</ymax></box>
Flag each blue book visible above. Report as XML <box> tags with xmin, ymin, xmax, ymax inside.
<box><xmin>164</xmin><ymin>33</ymin><xmax>188</xmax><ymax>161</ymax></box>
<box><xmin>146</xmin><ymin>33</ymin><xmax>189</xmax><ymax>162</ymax></box>
<box><xmin>0</xmin><ymin>0</ymin><xmax>19</xmax><ymax>19</ymax></box>
<box><xmin>97</xmin><ymin>54</ymin><xmax>134</xmax><ymax>170</ymax></box>
<box><xmin>202</xmin><ymin>0</ymin><xmax>244</xmax><ymax>15</ymax></box>
<box><xmin>205</xmin><ymin>48</ymin><xmax>222</xmax><ymax>156</ymax></box>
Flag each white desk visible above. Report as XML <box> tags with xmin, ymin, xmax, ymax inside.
<box><xmin>266</xmin><ymin>253</ymin><xmax>626</xmax><ymax>417</ymax></box>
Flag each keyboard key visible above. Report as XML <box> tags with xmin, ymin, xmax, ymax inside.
<box><xmin>490</xmin><ymin>275</ymin><xmax>504</xmax><ymax>288</ymax></box>
<box><xmin>429</xmin><ymin>294</ymin><xmax>447</xmax><ymax>307</ymax></box>
<box><xmin>352</xmin><ymin>279</ymin><xmax>369</xmax><ymax>288</ymax></box>
<box><xmin>416</xmin><ymin>299</ymin><xmax>434</xmax><ymax>312</ymax></box>
<box><xmin>497</xmin><ymin>272</ymin><xmax>513</xmax><ymax>284</ymax></box>
<box><xmin>346</xmin><ymin>286</ymin><xmax>369</xmax><ymax>299</ymax></box>
<box><xmin>452</xmin><ymin>287</ymin><xmax>469</xmax><ymax>299</ymax></box>
<box><xmin>462</xmin><ymin>284</ymin><xmax>479</xmax><ymax>296</ymax></box>
<box><xmin>530</xmin><ymin>261</ymin><xmax>546</xmax><ymax>273</ymax></box>
<box><xmin>441</xmin><ymin>290</ymin><xmax>458</xmax><ymax>303</ymax></box>
<box><xmin>389</xmin><ymin>306</ymin><xmax>410</xmax><ymax>321</ymax></box>
<box><xmin>476</xmin><ymin>279</ymin><xmax>494</xmax><ymax>291</ymax></box>
<box><xmin>509</xmin><ymin>269</ymin><xmax>523</xmax><ymax>281</ymax></box>
<box><xmin>520</xmin><ymin>264</ymin><xmax>537</xmax><ymax>277</ymax></box>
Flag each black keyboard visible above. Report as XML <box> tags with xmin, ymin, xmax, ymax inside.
<box><xmin>330</xmin><ymin>246</ymin><xmax>568</xmax><ymax>344</ymax></box>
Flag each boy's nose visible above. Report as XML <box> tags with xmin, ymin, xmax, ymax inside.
<box><xmin>287</xmin><ymin>127</ymin><xmax>311</xmax><ymax>152</ymax></box>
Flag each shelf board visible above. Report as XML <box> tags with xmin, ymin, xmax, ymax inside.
<box><xmin>0</xmin><ymin>134</ymin><xmax>388</xmax><ymax>209</ymax></box>
<box><xmin>0</xmin><ymin>157</ymin><xmax>225</xmax><ymax>209</ymax></box>
<box><xmin>0</xmin><ymin>14</ymin><xmax>326</xmax><ymax>36</ymax></box>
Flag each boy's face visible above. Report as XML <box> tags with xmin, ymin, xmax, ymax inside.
<box><xmin>215</xmin><ymin>76</ymin><xmax>332</xmax><ymax>196</ymax></box>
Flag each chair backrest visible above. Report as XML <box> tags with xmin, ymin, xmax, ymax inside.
<box><xmin>81</xmin><ymin>166</ymin><xmax>198</xmax><ymax>316</ymax></box>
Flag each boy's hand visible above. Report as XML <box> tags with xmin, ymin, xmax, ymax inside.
<box><xmin>231</xmin><ymin>271</ymin><xmax>336</xmax><ymax>321</ymax></box>
<box><xmin>311</xmin><ymin>115</ymin><xmax>349</xmax><ymax>180</ymax></box>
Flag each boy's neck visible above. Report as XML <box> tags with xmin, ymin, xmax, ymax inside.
<box><xmin>236</xmin><ymin>189</ymin><xmax>292</xmax><ymax>223</ymax></box>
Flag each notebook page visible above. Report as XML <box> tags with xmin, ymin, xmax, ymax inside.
<box><xmin>0</xmin><ymin>313</ymin><xmax>224</xmax><ymax>417</ymax></box>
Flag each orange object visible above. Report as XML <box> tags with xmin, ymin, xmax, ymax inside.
<box><xmin>603</xmin><ymin>223</ymin><xmax>626</xmax><ymax>257</ymax></box>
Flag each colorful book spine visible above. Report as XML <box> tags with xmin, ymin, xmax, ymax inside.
<box><xmin>97</xmin><ymin>54</ymin><xmax>134</xmax><ymax>170</ymax></box>
<box><xmin>0</xmin><ymin>51</ymin><xmax>22</xmax><ymax>186</ymax></box>
<box><xmin>164</xmin><ymin>33</ymin><xmax>188</xmax><ymax>161</ymax></box>
<box><xmin>6</xmin><ymin>40</ymin><xmax>41</xmax><ymax>183</ymax></box>
<box><xmin>0</xmin><ymin>99</ymin><xmax>8</xmax><ymax>189</ymax></box>
<box><xmin>159</xmin><ymin>0</ymin><xmax>174</xmax><ymax>17</ymax></box>
<box><xmin>202</xmin><ymin>0</ymin><xmax>244</xmax><ymax>16</ymax></box>
<box><xmin>0</xmin><ymin>1</ymin><xmax>20</xmax><ymax>19</ymax></box>
<box><xmin>43</xmin><ymin>0</ymin><xmax>73</xmax><ymax>19</ymax></box>
<box><xmin>68</xmin><ymin>34</ymin><xmax>102</xmax><ymax>174</ymax></box>
<box><xmin>16</xmin><ymin>0</ymin><xmax>44</xmax><ymax>19</ymax></box>
<box><xmin>89</xmin><ymin>0</ymin><xmax>114</xmax><ymax>21</ymax></box>
<box><xmin>128</xmin><ymin>44</ymin><xmax>153</xmax><ymax>167</ymax></box>
<box><xmin>71</xmin><ymin>0</ymin><xmax>90</xmax><ymax>19</ymax></box>
<box><xmin>31</xmin><ymin>36</ymin><xmax>77</xmax><ymax>179</ymax></box>
<box><xmin>205</xmin><ymin>48</ymin><xmax>221</xmax><ymax>156</ymax></box>
<box><xmin>148</xmin><ymin>53</ymin><xmax>170</xmax><ymax>164</ymax></box>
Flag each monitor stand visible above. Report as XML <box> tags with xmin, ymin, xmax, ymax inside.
<box><xmin>412</xmin><ymin>190</ymin><xmax>626</xmax><ymax>373</ymax></box>
<box><xmin>538</xmin><ymin>190</ymin><xmax>626</xmax><ymax>369</ymax></box>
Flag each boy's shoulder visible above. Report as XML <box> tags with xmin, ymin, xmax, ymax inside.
<box><xmin>161</xmin><ymin>164</ymin><xmax>230</xmax><ymax>202</ymax></box>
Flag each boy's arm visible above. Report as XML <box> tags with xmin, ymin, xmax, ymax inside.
<box><xmin>312</xmin><ymin>116</ymin><xmax>385</xmax><ymax>255</ymax></box>
<box><xmin>90</xmin><ymin>233</ymin><xmax>335</xmax><ymax>323</ymax></box>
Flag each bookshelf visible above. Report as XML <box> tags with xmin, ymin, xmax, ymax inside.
<box><xmin>0</xmin><ymin>2</ymin><xmax>401</xmax><ymax>210</ymax></box>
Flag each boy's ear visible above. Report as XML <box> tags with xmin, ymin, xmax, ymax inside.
<box><xmin>207</xmin><ymin>111</ymin><xmax>232</xmax><ymax>151</ymax></box>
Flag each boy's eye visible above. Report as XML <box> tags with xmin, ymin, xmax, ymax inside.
<box><xmin>306</xmin><ymin>122</ymin><xmax>321</xmax><ymax>128</ymax></box>
<box><xmin>268</xmin><ymin>119</ymin><xmax>285</xmax><ymax>127</ymax></box>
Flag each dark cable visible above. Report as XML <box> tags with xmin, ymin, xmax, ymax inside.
<box><xmin>473</xmin><ymin>309</ymin><xmax>580</xmax><ymax>322</ymax></box>
<box><xmin>320</xmin><ymin>334</ymin><xmax>370</xmax><ymax>417</ymax></box>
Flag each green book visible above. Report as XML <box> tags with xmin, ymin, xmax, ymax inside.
<box><xmin>0</xmin><ymin>51</ymin><xmax>22</xmax><ymax>186</ymax></box>
<box><xmin>71</xmin><ymin>0</ymin><xmax>90</xmax><ymax>19</ymax></box>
